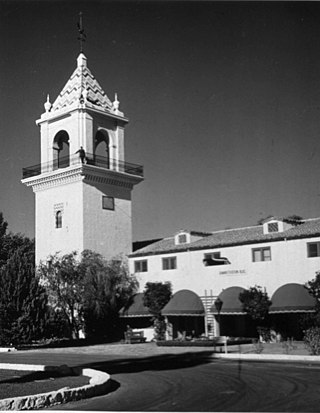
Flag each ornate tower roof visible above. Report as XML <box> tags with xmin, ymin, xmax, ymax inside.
<box><xmin>50</xmin><ymin>53</ymin><xmax>115</xmax><ymax>114</ymax></box>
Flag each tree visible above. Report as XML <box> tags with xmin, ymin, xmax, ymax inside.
<box><xmin>38</xmin><ymin>251</ymin><xmax>85</xmax><ymax>339</ymax></box>
<box><xmin>38</xmin><ymin>250</ymin><xmax>138</xmax><ymax>341</ymax></box>
<box><xmin>143</xmin><ymin>282</ymin><xmax>172</xmax><ymax>341</ymax></box>
<box><xmin>239</xmin><ymin>285</ymin><xmax>272</xmax><ymax>338</ymax></box>
<box><xmin>257</xmin><ymin>215</ymin><xmax>274</xmax><ymax>225</ymax></box>
<box><xmin>80</xmin><ymin>250</ymin><xmax>138</xmax><ymax>340</ymax></box>
<box><xmin>305</xmin><ymin>271</ymin><xmax>320</xmax><ymax>306</ymax></box>
<box><xmin>0</xmin><ymin>212</ymin><xmax>8</xmax><ymax>239</ymax></box>
<box><xmin>0</xmin><ymin>235</ymin><xmax>48</xmax><ymax>345</ymax></box>
<box><xmin>143</xmin><ymin>282</ymin><xmax>172</xmax><ymax>316</ymax></box>
<box><xmin>284</xmin><ymin>215</ymin><xmax>303</xmax><ymax>223</ymax></box>
<box><xmin>301</xmin><ymin>271</ymin><xmax>320</xmax><ymax>330</ymax></box>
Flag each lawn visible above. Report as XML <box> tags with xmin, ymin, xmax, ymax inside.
<box><xmin>0</xmin><ymin>369</ymin><xmax>90</xmax><ymax>400</ymax></box>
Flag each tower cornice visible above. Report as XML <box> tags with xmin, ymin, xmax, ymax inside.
<box><xmin>22</xmin><ymin>164</ymin><xmax>143</xmax><ymax>192</ymax></box>
<box><xmin>36</xmin><ymin>104</ymin><xmax>129</xmax><ymax>126</ymax></box>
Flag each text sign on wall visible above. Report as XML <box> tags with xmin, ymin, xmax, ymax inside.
<box><xmin>219</xmin><ymin>269</ymin><xmax>246</xmax><ymax>276</ymax></box>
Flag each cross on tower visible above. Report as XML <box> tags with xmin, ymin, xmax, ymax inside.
<box><xmin>77</xmin><ymin>12</ymin><xmax>86</xmax><ymax>53</ymax></box>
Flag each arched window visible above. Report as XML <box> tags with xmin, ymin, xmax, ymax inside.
<box><xmin>55</xmin><ymin>211</ymin><xmax>62</xmax><ymax>229</ymax></box>
<box><xmin>53</xmin><ymin>131</ymin><xmax>70</xmax><ymax>170</ymax></box>
<box><xmin>94</xmin><ymin>130</ymin><xmax>110</xmax><ymax>168</ymax></box>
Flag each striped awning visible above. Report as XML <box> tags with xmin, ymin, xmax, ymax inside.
<box><xmin>162</xmin><ymin>290</ymin><xmax>205</xmax><ymax>316</ymax></box>
<box><xmin>119</xmin><ymin>293</ymin><xmax>152</xmax><ymax>317</ymax></box>
<box><xmin>269</xmin><ymin>283</ymin><xmax>317</xmax><ymax>313</ymax></box>
<box><xmin>211</xmin><ymin>286</ymin><xmax>246</xmax><ymax>315</ymax></box>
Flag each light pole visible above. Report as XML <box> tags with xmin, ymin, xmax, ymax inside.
<box><xmin>214</xmin><ymin>297</ymin><xmax>223</xmax><ymax>337</ymax></box>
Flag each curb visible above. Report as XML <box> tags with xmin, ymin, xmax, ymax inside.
<box><xmin>0</xmin><ymin>348</ymin><xmax>17</xmax><ymax>353</ymax></box>
<box><xmin>0</xmin><ymin>363</ymin><xmax>112</xmax><ymax>410</ymax></box>
<box><xmin>212</xmin><ymin>353</ymin><xmax>320</xmax><ymax>362</ymax></box>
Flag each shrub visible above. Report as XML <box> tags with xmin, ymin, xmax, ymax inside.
<box><xmin>257</xmin><ymin>326</ymin><xmax>271</xmax><ymax>342</ymax></box>
<box><xmin>153</xmin><ymin>317</ymin><xmax>166</xmax><ymax>341</ymax></box>
<box><xmin>303</xmin><ymin>326</ymin><xmax>320</xmax><ymax>355</ymax></box>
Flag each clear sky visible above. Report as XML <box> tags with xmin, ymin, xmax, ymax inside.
<box><xmin>2</xmin><ymin>0</ymin><xmax>320</xmax><ymax>241</ymax></box>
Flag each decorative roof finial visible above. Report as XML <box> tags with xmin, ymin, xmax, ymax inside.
<box><xmin>113</xmin><ymin>93</ymin><xmax>120</xmax><ymax>111</ymax></box>
<box><xmin>44</xmin><ymin>94</ymin><xmax>51</xmax><ymax>112</ymax></box>
<box><xmin>77</xmin><ymin>11</ymin><xmax>86</xmax><ymax>53</ymax></box>
<box><xmin>82</xmin><ymin>87</ymin><xmax>88</xmax><ymax>102</ymax></box>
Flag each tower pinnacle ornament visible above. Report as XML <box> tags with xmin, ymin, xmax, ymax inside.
<box><xmin>44</xmin><ymin>94</ymin><xmax>51</xmax><ymax>112</ymax></box>
<box><xmin>77</xmin><ymin>12</ymin><xmax>86</xmax><ymax>53</ymax></box>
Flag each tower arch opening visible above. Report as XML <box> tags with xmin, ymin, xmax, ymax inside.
<box><xmin>53</xmin><ymin>131</ymin><xmax>70</xmax><ymax>170</ymax></box>
<box><xmin>94</xmin><ymin>129</ymin><xmax>110</xmax><ymax>169</ymax></box>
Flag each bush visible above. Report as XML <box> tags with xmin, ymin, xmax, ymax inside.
<box><xmin>303</xmin><ymin>326</ymin><xmax>320</xmax><ymax>355</ymax></box>
<box><xmin>257</xmin><ymin>326</ymin><xmax>271</xmax><ymax>342</ymax></box>
<box><xmin>153</xmin><ymin>317</ymin><xmax>166</xmax><ymax>341</ymax></box>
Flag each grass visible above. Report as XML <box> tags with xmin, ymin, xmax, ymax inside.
<box><xmin>0</xmin><ymin>369</ymin><xmax>90</xmax><ymax>400</ymax></box>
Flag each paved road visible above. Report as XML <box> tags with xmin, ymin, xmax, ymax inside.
<box><xmin>44</xmin><ymin>354</ymin><xmax>320</xmax><ymax>411</ymax></box>
<box><xmin>2</xmin><ymin>345</ymin><xmax>320</xmax><ymax>411</ymax></box>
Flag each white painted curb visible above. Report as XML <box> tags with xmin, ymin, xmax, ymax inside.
<box><xmin>0</xmin><ymin>348</ymin><xmax>17</xmax><ymax>353</ymax></box>
<box><xmin>212</xmin><ymin>353</ymin><xmax>320</xmax><ymax>362</ymax></box>
<box><xmin>0</xmin><ymin>364</ymin><xmax>111</xmax><ymax>410</ymax></box>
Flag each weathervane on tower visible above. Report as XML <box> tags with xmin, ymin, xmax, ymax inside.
<box><xmin>77</xmin><ymin>12</ymin><xmax>86</xmax><ymax>53</ymax></box>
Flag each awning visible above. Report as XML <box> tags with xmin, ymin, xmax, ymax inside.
<box><xmin>162</xmin><ymin>290</ymin><xmax>205</xmax><ymax>316</ymax></box>
<box><xmin>269</xmin><ymin>283</ymin><xmax>317</xmax><ymax>313</ymax></box>
<box><xmin>119</xmin><ymin>293</ymin><xmax>152</xmax><ymax>317</ymax></box>
<box><xmin>211</xmin><ymin>286</ymin><xmax>246</xmax><ymax>315</ymax></box>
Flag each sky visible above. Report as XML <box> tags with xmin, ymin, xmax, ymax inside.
<box><xmin>2</xmin><ymin>0</ymin><xmax>320</xmax><ymax>242</ymax></box>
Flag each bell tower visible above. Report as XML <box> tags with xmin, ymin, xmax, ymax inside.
<box><xmin>22</xmin><ymin>53</ymin><xmax>143</xmax><ymax>264</ymax></box>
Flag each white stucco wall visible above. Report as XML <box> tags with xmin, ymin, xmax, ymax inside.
<box><xmin>131</xmin><ymin>236</ymin><xmax>320</xmax><ymax>297</ymax></box>
<box><xmin>35</xmin><ymin>178</ymin><xmax>133</xmax><ymax>264</ymax></box>
<box><xmin>35</xmin><ymin>180</ymin><xmax>84</xmax><ymax>264</ymax></box>
<box><xmin>83</xmin><ymin>182</ymin><xmax>132</xmax><ymax>260</ymax></box>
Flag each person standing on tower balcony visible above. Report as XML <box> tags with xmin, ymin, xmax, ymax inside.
<box><xmin>76</xmin><ymin>146</ymin><xmax>86</xmax><ymax>164</ymax></box>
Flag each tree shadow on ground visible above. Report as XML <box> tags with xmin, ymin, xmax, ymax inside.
<box><xmin>0</xmin><ymin>370</ymin><xmax>67</xmax><ymax>384</ymax></box>
<box><xmin>78</xmin><ymin>350</ymin><xmax>215</xmax><ymax>375</ymax></box>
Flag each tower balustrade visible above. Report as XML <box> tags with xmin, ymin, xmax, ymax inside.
<box><xmin>22</xmin><ymin>153</ymin><xmax>144</xmax><ymax>179</ymax></box>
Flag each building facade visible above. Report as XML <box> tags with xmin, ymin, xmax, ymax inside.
<box><xmin>127</xmin><ymin>217</ymin><xmax>319</xmax><ymax>339</ymax></box>
<box><xmin>22</xmin><ymin>53</ymin><xmax>143</xmax><ymax>264</ymax></box>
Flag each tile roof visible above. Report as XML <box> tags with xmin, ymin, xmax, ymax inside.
<box><xmin>130</xmin><ymin>218</ymin><xmax>320</xmax><ymax>257</ymax></box>
<box><xmin>51</xmin><ymin>53</ymin><xmax>113</xmax><ymax>113</ymax></box>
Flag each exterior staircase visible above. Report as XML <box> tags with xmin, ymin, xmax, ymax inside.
<box><xmin>201</xmin><ymin>292</ymin><xmax>218</xmax><ymax>338</ymax></box>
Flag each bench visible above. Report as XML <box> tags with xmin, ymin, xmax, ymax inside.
<box><xmin>213</xmin><ymin>336</ymin><xmax>228</xmax><ymax>353</ymax></box>
<box><xmin>124</xmin><ymin>330</ymin><xmax>147</xmax><ymax>344</ymax></box>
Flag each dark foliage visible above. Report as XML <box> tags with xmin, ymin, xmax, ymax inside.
<box><xmin>0</xmin><ymin>229</ymin><xmax>48</xmax><ymax>345</ymax></box>
<box><xmin>239</xmin><ymin>286</ymin><xmax>272</xmax><ymax>322</ymax></box>
<box><xmin>38</xmin><ymin>250</ymin><xmax>138</xmax><ymax>341</ymax></box>
<box><xmin>142</xmin><ymin>282</ymin><xmax>172</xmax><ymax>340</ymax></box>
<box><xmin>142</xmin><ymin>282</ymin><xmax>172</xmax><ymax>316</ymax></box>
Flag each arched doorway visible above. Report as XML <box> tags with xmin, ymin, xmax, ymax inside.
<box><xmin>53</xmin><ymin>131</ymin><xmax>69</xmax><ymax>170</ymax></box>
<box><xmin>162</xmin><ymin>289</ymin><xmax>205</xmax><ymax>339</ymax></box>
<box><xmin>94</xmin><ymin>130</ymin><xmax>110</xmax><ymax>169</ymax></box>
<box><xmin>211</xmin><ymin>286</ymin><xmax>256</xmax><ymax>337</ymax></box>
<box><xmin>269</xmin><ymin>283</ymin><xmax>317</xmax><ymax>339</ymax></box>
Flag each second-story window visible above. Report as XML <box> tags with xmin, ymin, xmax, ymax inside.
<box><xmin>162</xmin><ymin>256</ymin><xmax>177</xmax><ymax>270</ymax></box>
<box><xmin>252</xmin><ymin>247</ymin><xmax>271</xmax><ymax>262</ymax></box>
<box><xmin>134</xmin><ymin>260</ymin><xmax>148</xmax><ymax>273</ymax></box>
<box><xmin>203</xmin><ymin>252</ymin><xmax>231</xmax><ymax>266</ymax></box>
<box><xmin>307</xmin><ymin>242</ymin><xmax>320</xmax><ymax>257</ymax></box>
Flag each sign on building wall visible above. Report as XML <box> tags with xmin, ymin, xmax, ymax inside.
<box><xmin>219</xmin><ymin>269</ymin><xmax>246</xmax><ymax>276</ymax></box>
